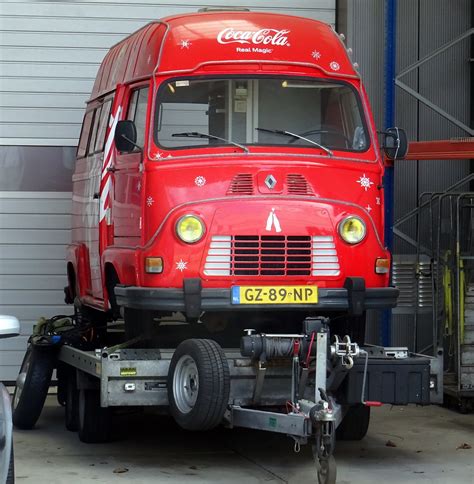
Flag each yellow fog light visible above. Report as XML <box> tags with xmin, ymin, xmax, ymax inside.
<box><xmin>145</xmin><ymin>257</ymin><xmax>163</xmax><ymax>273</ymax></box>
<box><xmin>176</xmin><ymin>215</ymin><xmax>205</xmax><ymax>243</ymax></box>
<box><xmin>375</xmin><ymin>258</ymin><xmax>390</xmax><ymax>274</ymax></box>
<box><xmin>339</xmin><ymin>216</ymin><xmax>366</xmax><ymax>244</ymax></box>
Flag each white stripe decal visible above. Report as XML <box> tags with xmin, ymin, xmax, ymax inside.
<box><xmin>99</xmin><ymin>105</ymin><xmax>122</xmax><ymax>222</ymax></box>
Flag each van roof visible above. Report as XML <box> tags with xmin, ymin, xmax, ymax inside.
<box><xmin>90</xmin><ymin>11</ymin><xmax>357</xmax><ymax>101</ymax></box>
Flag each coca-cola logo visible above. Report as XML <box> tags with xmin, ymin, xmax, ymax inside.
<box><xmin>217</xmin><ymin>28</ymin><xmax>290</xmax><ymax>46</ymax></box>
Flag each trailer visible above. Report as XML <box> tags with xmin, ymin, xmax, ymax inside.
<box><xmin>12</xmin><ymin>315</ymin><xmax>434</xmax><ymax>484</ymax></box>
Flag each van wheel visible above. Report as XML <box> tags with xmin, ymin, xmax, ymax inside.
<box><xmin>336</xmin><ymin>404</ymin><xmax>370</xmax><ymax>441</ymax></box>
<box><xmin>13</xmin><ymin>346</ymin><xmax>55</xmax><ymax>430</ymax></box>
<box><xmin>65</xmin><ymin>370</ymin><xmax>79</xmax><ymax>431</ymax></box>
<box><xmin>168</xmin><ymin>339</ymin><xmax>230</xmax><ymax>430</ymax></box>
<box><xmin>78</xmin><ymin>389</ymin><xmax>111</xmax><ymax>443</ymax></box>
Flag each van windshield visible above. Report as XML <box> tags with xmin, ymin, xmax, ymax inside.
<box><xmin>155</xmin><ymin>78</ymin><xmax>369</xmax><ymax>153</ymax></box>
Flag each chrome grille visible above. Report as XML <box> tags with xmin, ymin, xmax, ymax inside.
<box><xmin>204</xmin><ymin>235</ymin><xmax>340</xmax><ymax>277</ymax></box>
<box><xmin>311</xmin><ymin>236</ymin><xmax>340</xmax><ymax>276</ymax></box>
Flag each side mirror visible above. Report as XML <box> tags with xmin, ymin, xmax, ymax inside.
<box><xmin>0</xmin><ymin>315</ymin><xmax>20</xmax><ymax>339</ymax></box>
<box><xmin>382</xmin><ymin>127</ymin><xmax>408</xmax><ymax>160</ymax></box>
<box><xmin>115</xmin><ymin>120</ymin><xmax>139</xmax><ymax>153</ymax></box>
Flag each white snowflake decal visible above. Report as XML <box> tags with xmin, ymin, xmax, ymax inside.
<box><xmin>376</xmin><ymin>197</ymin><xmax>381</xmax><ymax>205</ymax></box>
<box><xmin>356</xmin><ymin>174</ymin><xmax>374</xmax><ymax>191</ymax></box>
<box><xmin>311</xmin><ymin>50</ymin><xmax>321</xmax><ymax>60</ymax></box>
<box><xmin>195</xmin><ymin>176</ymin><xmax>206</xmax><ymax>187</ymax></box>
<box><xmin>329</xmin><ymin>61</ymin><xmax>340</xmax><ymax>71</ymax></box>
<box><xmin>146</xmin><ymin>196</ymin><xmax>154</xmax><ymax>207</ymax></box>
<box><xmin>176</xmin><ymin>259</ymin><xmax>188</xmax><ymax>272</ymax></box>
<box><xmin>180</xmin><ymin>39</ymin><xmax>192</xmax><ymax>50</ymax></box>
<box><xmin>366</xmin><ymin>204</ymin><xmax>372</xmax><ymax>213</ymax></box>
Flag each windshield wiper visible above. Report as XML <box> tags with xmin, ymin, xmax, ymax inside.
<box><xmin>172</xmin><ymin>132</ymin><xmax>249</xmax><ymax>154</ymax></box>
<box><xmin>255</xmin><ymin>127</ymin><xmax>333</xmax><ymax>156</ymax></box>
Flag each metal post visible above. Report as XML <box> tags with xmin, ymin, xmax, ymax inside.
<box><xmin>381</xmin><ymin>0</ymin><xmax>397</xmax><ymax>347</ymax></box>
<box><xmin>315</xmin><ymin>330</ymin><xmax>327</xmax><ymax>402</ymax></box>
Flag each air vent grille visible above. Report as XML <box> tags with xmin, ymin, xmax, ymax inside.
<box><xmin>286</xmin><ymin>174</ymin><xmax>314</xmax><ymax>195</ymax></box>
<box><xmin>227</xmin><ymin>174</ymin><xmax>254</xmax><ymax>195</ymax></box>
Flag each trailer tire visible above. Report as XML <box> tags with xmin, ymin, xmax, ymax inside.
<box><xmin>78</xmin><ymin>389</ymin><xmax>111</xmax><ymax>443</ymax></box>
<box><xmin>65</xmin><ymin>370</ymin><xmax>79</xmax><ymax>432</ymax></box>
<box><xmin>12</xmin><ymin>346</ymin><xmax>55</xmax><ymax>430</ymax></box>
<box><xmin>168</xmin><ymin>339</ymin><xmax>230</xmax><ymax>431</ymax></box>
<box><xmin>336</xmin><ymin>404</ymin><xmax>370</xmax><ymax>441</ymax></box>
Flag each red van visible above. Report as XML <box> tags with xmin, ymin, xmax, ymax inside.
<box><xmin>66</xmin><ymin>10</ymin><xmax>405</xmax><ymax>345</ymax></box>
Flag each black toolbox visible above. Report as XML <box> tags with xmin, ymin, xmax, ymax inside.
<box><xmin>339</xmin><ymin>354</ymin><xmax>430</xmax><ymax>405</ymax></box>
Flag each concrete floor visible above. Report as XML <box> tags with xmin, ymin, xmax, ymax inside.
<box><xmin>14</xmin><ymin>398</ymin><xmax>473</xmax><ymax>484</ymax></box>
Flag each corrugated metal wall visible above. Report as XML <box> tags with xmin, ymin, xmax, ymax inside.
<box><xmin>0</xmin><ymin>193</ymin><xmax>71</xmax><ymax>380</ymax></box>
<box><xmin>340</xmin><ymin>0</ymin><xmax>472</xmax><ymax>347</ymax></box>
<box><xmin>0</xmin><ymin>1</ymin><xmax>336</xmax><ymax>380</ymax></box>
<box><xmin>0</xmin><ymin>0</ymin><xmax>335</xmax><ymax>147</ymax></box>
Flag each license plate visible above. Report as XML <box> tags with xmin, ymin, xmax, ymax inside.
<box><xmin>231</xmin><ymin>286</ymin><xmax>318</xmax><ymax>305</ymax></box>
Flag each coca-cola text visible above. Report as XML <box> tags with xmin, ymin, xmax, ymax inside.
<box><xmin>217</xmin><ymin>28</ymin><xmax>290</xmax><ymax>46</ymax></box>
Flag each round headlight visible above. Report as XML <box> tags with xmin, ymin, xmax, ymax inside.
<box><xmin>176</xmin><ymin>215</ymin><xmax>205</xmax><ymax>243</ymax></box>
<box><xmin>339</xmin><ymin>216</ymin><xmax>366</xmax><ymax>244</ymax></box>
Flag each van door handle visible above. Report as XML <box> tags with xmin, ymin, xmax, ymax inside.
<box><xmin>93</xmin><ymin>192</ymin><xmax>100</xmax><ymax>199</ymax></box>
<box><xmin>107</xmin><ymin>166</ymin><xmax>118</xmax><ymax>173</ymax></box>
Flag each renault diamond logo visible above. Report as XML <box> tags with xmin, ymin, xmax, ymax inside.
<box><xmin>265</xmin><ymin>174</ymin><xmax>277</xmax><ymax>189</ymax></box>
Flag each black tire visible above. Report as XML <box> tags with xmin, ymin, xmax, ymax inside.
<box><xmin>65</xmin><ymin>370</ymin><xmax>79</xmax><ymax>431</ymax></box>
<box><xmin>168</xmin><ymin>339</ymin><xmax>230</xmax><ymax>431</ymax></box>
<box><xmin>336</xmin><ymin>404</ymin><xmax>370</xmax><ymax>441</ymax></box>
<box><xmin>316</xmin><ymin>455</ymin><xmax>336</xmax><ymax>484</ymax></box>
<box><xmin>13</xmin><ymin>346</ymin><xmax>55</xmax><ymax>430</ymax></box>
<box><xmin>78</xmin><ymin>389</ymin><xmax>111</xmax><ymax>443</ymax></box>
<box><xmin>6</xmin><ymin>443</ymin><xmax>14</xmax><ymax>484</ymax></box>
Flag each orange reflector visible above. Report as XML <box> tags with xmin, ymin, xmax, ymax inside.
<box><xmin>375</xmin><ymin>258</ymin><xmax>390</xmax><ymax>274</ymax></box>
<box><xmin>145</xmin><ymin>257</ymin><xmax>163</xmax><ymax>274</ymax></box>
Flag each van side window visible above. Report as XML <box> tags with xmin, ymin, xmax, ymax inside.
<box><xmin>94</xmin><ymin>99</ymin><xmax>112</xmax><ymax>153</ymax></box>
<box><xmin>88</xmin><ymin>107</ymin><xmax>101</xmax><ymax>156</ymax></box>
<box><xmin>77</xmin><ymin>110</ymin><xmax>94</xmax><ymax>158</ymax></box>
<box><xmin>127</xmin><ymin>87</ymin><xmax>149</xmax><ymax>149</ymax></box>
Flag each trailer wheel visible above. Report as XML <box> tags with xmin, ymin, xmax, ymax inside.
<box><xmin>316</xmin><ymin>455</ymin><xmax>336</xmax><ymax>484</ymax></box>
<box><xmin>12</xmin><ymin>346</ymin><xmax>55</xmax><ymax>430</ymax></box>
<box><xmin>78</xmin><ymin>389</ymin><xmax>111</xmax><ymax>443</ymax></box>
<box><xmin>336</xmin><ymin>404</ymin><xmax>370</xmax><ymax>441</ymax></box>
<box><xmin>65</xmin><ymin>370</ymin><xmax>79</xmax><ymax>432</ymax></box>
<box><xmin>168</xmin><ymin>339</ymin><xmax>230</xmax><ymax>430</ymax></box>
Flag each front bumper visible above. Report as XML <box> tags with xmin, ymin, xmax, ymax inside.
<box><xmin>115</xmin><ymin>277</ymin><xmax>399</xmax><ymax>318</ymax></box>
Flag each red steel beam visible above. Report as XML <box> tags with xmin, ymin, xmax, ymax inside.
<box><xmin>405</xmin><ymin>138</ymin><xmax>474</xmax><ymax>160</ymax></box>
